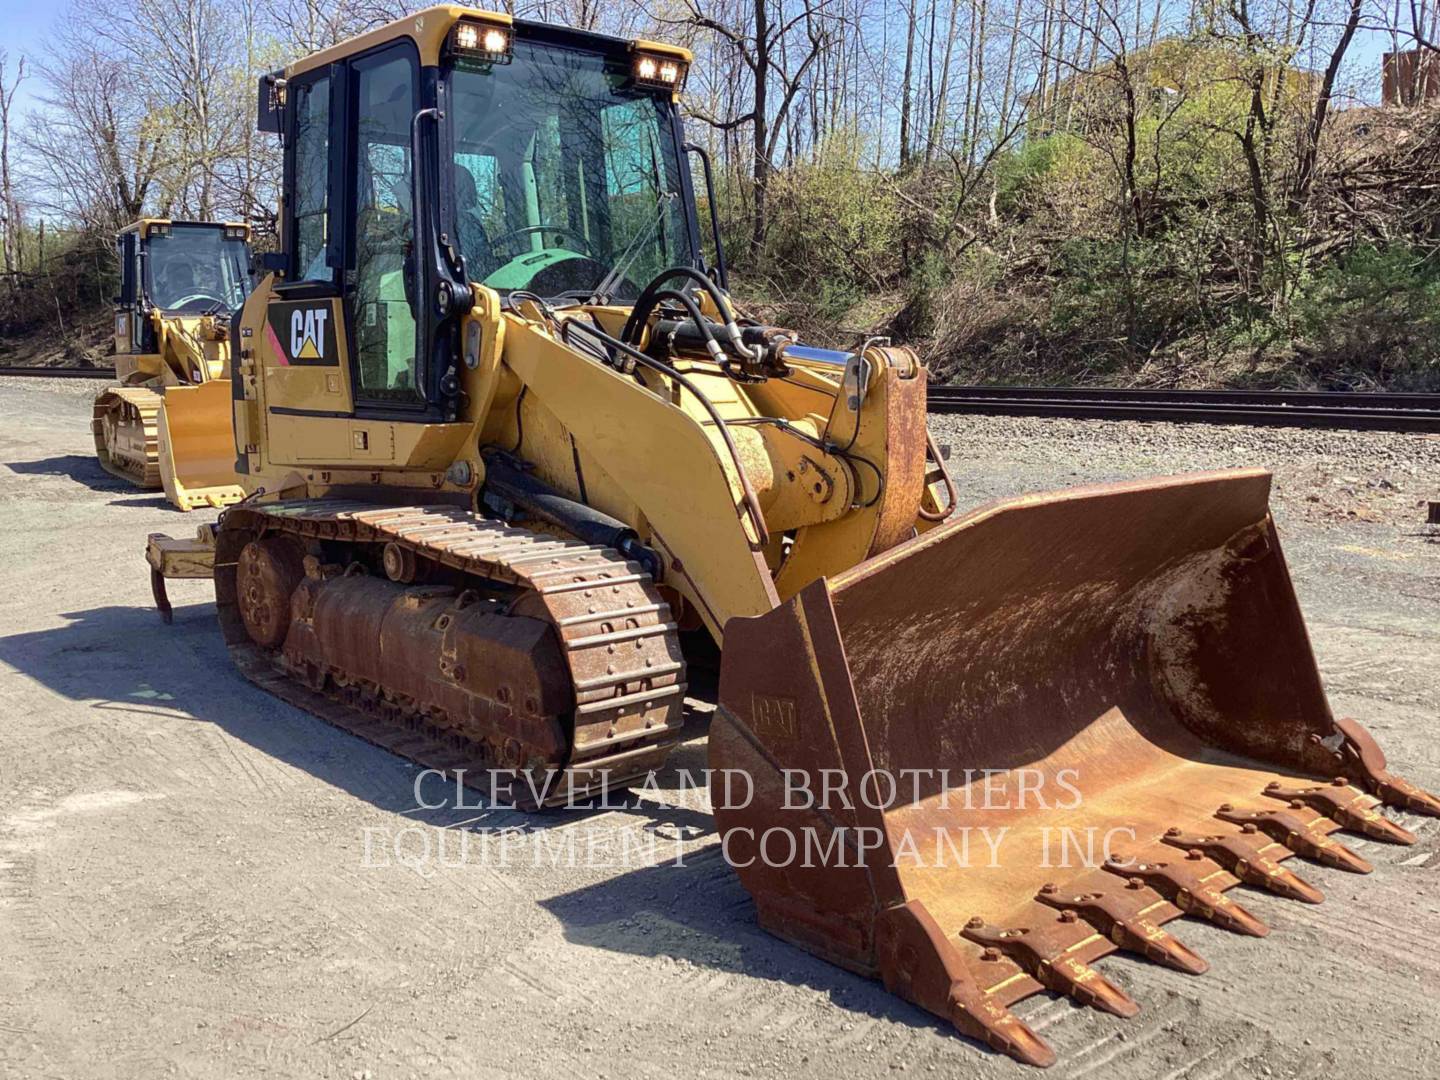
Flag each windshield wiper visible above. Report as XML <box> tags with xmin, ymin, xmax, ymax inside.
<box><xmin>582</xmin><ymin>191</ymin><xmax>677</xmax><ymax>305</ymax></box>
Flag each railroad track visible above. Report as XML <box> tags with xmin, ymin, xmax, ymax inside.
<box><xmin>928</xmin><ymin>384</ymin><xmax>1440</xmax><ymax>433</ymax></box>
<box><xmin>0</xmin><ymin>366</ymin><xmax>116</xmax><ymax>380</ymax></box>
<box><xmin>5</xmin><ymin>366</ymin><xmax>1436</xmax><ymax>433</ymax></box>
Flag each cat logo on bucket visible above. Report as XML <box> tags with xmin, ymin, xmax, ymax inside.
<box><xmin>265</xmin><ymin>300</ymin><xmax>339</xmax><ymax>367</ymax></box>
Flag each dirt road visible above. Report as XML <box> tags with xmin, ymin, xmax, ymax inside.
<box><xmin>1</xmin><ymin>376</ymin><xmax>1436</xmax><ymax>1079</ymax></box>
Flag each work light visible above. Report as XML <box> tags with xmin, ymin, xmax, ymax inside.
<box><xmin>631</xmin><ymin>50</ymin><xmax>688</xmax><ymax>90</ymax></box>
<box><xmin>448</xmin><ymin>17</ymin><xmax>513</xmax><ymax>64</ymax></box>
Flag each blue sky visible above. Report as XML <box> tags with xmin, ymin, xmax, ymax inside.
<box><xmin>0</xmin><ymin>0</ymin><xmax>55</xmax><ymax>115</ymax></box>
<box><xmin>0</xmin><ymin>0</ymin><xmax>1402</xmax><ymax>120</ymax></box>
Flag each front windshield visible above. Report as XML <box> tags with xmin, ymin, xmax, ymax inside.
<box><xmin>449</xmin><ymin>39</ymin><xmax>694</xmax><ymax>299</ymax></box>
<box><xmin>145</xmin><ymin>225</ymin><xmax>250</xmax><ymax>313</ymax></box>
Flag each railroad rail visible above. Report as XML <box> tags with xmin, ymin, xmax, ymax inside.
<box><xmin>0</xmin><ymin>366</ymin><xmax>116</xmax><ymax>380</ymax></box>
<box><xmin>928</xmin><ymin>384</ymin><xmax>1440</xmax><ymax>433</ymax></box>
<box><xmin>5</xmin><ymin>366</ymin><xmax>1438</xmax><ymax>433</ymax></box>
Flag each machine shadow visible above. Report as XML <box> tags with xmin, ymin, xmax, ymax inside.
<box><xmin>108</xmin><ymin>495</ymin><xmax>175</xmax><ymax>510</ymax></box>
<box><xmin>0</xmin><ymin>600</ymin><xmax>709</xmax><ymax>836</ymax></box>
<box><xmin>6</xmin><ymin>453</ymin><xmax>131</xmax><ymax>492</ymax></box>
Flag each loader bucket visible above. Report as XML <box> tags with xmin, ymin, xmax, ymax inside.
<box><xmin>156</xmin><ymin>380</ymin><xmax>246</xmax><ymax>512</ymax></box>
<box><xmin>710</xmin><ymin>468</ymin><xmax>1437</xmax><ymax>1068</ymax></box>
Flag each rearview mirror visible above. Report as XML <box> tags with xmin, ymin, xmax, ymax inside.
<box><xmin>256</xmin><ymin>72</ymin><xmax>285</xmax><ymax>134</ymax></box>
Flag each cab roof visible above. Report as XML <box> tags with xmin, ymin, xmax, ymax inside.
<box><xmin>284</xmin><ymin>4</ymin><xmax>691</xmax><ymax>79</ymax></box>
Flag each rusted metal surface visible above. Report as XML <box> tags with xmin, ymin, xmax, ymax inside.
<box><xmin>1330</xmin><ymin>715</ymin><xmax>1440</xmax><ymax>816</ymax></box>
<box><xmin>214</xmin><ymin>500</ymin><xmax>686</xmax><ymax>805</ymax></box>
<box><xmin>875</xmin><ymin>900</ymin><xmax>1055</xmax><ymax>1068</ymax></box>
<box><xmin>1033</xmin><ymin>873</ymin><xmax>1206</xmax><ymax>974</ymax></box>
<box><xmin>236</xmin><ymin>536</ymin><xmax>305</xmax><ymax>648</ymax></box>
<box><xmin>917</xmin><ymin>428</ymin><xmax>959</xmax><ymax>523</ymax></box>
<box><xmin>710</xmin><ymin>469</ymin><xmax>1439</xmax><ymax>1068</ymax></box>
<box><xmin>92</xmin><ymin>387</ymin><xmax>162</xmax><ymax>488</ymax></box>
<box><xmin>864</xmin><ymin>346</ymin><xmax>928</xmax><ymax>556</ymax></box>
<box><xmin>1101</xmin><ymin>851</ymin><xmax>1270</xmax><ymax>937</ymax></box>
<box><xmin>1215</xmin><ymin>803</ymin><xmax>1372</xmax><ymax>873</ymax></box>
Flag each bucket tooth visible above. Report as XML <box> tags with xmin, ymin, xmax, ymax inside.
<box><xmin>875</xmin><ymin>901</ymin><xmax>1056</xmax><ymax>1068</ymax></box>
<box><xmin>960</xmin><ymin>916</ymin><xmax>1141</xmax><ymax>1018</ymax></box>
<box><xmin>1160</xmin><ymin>827</ymin><xmax>1324</xmax><ymax>904</ymax></box>
<box><xmin>1035</xmin><ymin>881</ymin><xmax>1208</xmax><ymax>974</ymax></box>
<box><xmin>1103</xmin><ymin>854</ymin><xmax>1269</xmax><ymax>937</ymax></box>
<box><xmin>1327</xmin><ymin>717</ymin><xmax>1440</xmax><ymax>817</ymax></box>
<box><xmin>1215</xmin><ymin>803</ymin><xmax>1373</xmax><ymax>874</ymax></box>
<box><xmin>1263</xmin><ymin>779</ymin><xmax>1416</xmax><ymax>845</ymax></box>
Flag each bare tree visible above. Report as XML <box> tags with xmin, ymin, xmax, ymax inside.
<box><xmin>25</xmin><ymin>43</ymin><xmax>166</xmax><ymax>234</ymax></box>
<box><xmin>0</xmin><ymin>51</ymin><xmax>25</xmax><ymax>277</ymax></box>
<box><xmin>674</xmin><ymin>0</ymin><xmax>842</xmax><ymax>252</ymax></box>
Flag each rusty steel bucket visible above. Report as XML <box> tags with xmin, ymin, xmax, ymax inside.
<box><xmin>156</xmin><ymin>380</ymin><xmax>246</xmax><ymax>511</ymax></box>
<box><xmin>710</xmin><ymin>469</ymin><xmax>1437</xmax><ymax>1067</ymax></box>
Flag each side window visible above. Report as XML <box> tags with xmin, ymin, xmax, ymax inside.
<box><xmin>117</xmin><ymin>236</ymin><xmax>137</xmax><ymax>303</ymax></box>
<box><xmin>292</xmin><ymin>76</ymin><xmax>331</xmax><ymax>283</ymax></box>
<box><xmin>352</xmin><ymin>50</ymin><xmax>421</xmax><ymax>405</ymax></box>
<box><xmin>454</xmin><ymin>151</ymin><xmax>504</xmax><ymax>278</ymax></box>
<box><xmin>530</xmin><ymin>114</ymin><xmax>571</xmax><ymax>240</ymax></box>
<box><xmin>600</xmin><ymin>100</ymin><xmax>675</xmax><ymax>285</ymax></box>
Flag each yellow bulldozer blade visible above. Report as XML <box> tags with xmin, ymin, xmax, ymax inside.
<box><xmin>156</xmin><ymin>380</ymin><xmax>246</xmax><ymax>512</ymax></box>
<box><xmin>711</xmin><ymin>468</ymin><xmax>1437</xmax><ymax>1068</ymax></box>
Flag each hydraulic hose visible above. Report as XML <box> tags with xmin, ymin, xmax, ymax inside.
<box><xmin>627</xmin><ymin>288</ymin><xmax>726</xmax><ymax>366</ymax></box>
<box><xmin>481</xmin><ymin>452</ymin><xmax>661</xmax><ymax>577</ymax></box>
<box><xmin>621</xmin><ymin>267</ymin><xmax>754</xmax><ymax>362</ymax></box>
<box><xmin>918</xmin><ymin>429</ymin><xmax>960</xmax><ymax>522</ymax></box>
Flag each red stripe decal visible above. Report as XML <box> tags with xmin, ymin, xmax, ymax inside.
<box><xmin>265</xmin><ymin>321</ymin><xmax>288</xmax><ymax>366</ymax></box>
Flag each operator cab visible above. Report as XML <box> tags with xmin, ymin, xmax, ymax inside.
<box><xmin>256</xmin><ymin>8</ymin><xmax>715</xmax><ymax>422</ymax></box>
<box><xmin>144</xmin><ymin>224</ymin><xmax>251</xmax><ymax>315</ymax></box>
<box><xmin>113</xmin><ymin>220</ymin><xmax>252</xmax><ymax>357</ymax></box>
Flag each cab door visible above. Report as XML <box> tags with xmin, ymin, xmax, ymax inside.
<box><xmin>262</xmin><ymin>42</ymin><xmax>437</xmax><ymax>470</ymax></box>
<box><xmin>261</xmin><ymin>65</ymin><xmax>357</xmax><ymax>465</ymax></box>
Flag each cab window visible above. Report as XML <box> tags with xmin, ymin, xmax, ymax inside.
<box><xmin>350</xmin><ymin>47</ymin><xmax>422</xmax><ymax>405</ymax></box>
<box><xmin>291</xmin><ymin>76</ymin><xmax>331</xmax><ymax>283</ymax></box>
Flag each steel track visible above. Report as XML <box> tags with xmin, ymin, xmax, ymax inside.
<box><xmin>928</xmin><ymin>384</ymin><xmax>1440</xmax><ymax>433</ymax></box>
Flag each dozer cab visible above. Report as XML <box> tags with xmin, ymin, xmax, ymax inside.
<box><xmin>95</xmin><ymin>218</ymin><xmax>252</xmax><ymax>510</ymax></box>
<box><xmin>147</xmin><ymin>7</ymin><xmax>1437</xmax><ymax>1066</ymax></box>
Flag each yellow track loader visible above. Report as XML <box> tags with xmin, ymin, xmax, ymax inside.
<box><xmin>146</xmin><ymin>8</ymin><xmax>1437</xmax><ymax>1066</ymax></box>
<box><xmin>95</xmin><ymin>219</ymin><xmax>252</xmax><ymax>510</ymax></box>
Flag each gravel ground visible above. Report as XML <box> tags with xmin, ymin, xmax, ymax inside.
<box><xmin>0</xmin><ymin>376</ymin><xmax>1436</xmax><ymax>1080</ymax></box>
<box><xmin>929</xmin><ymin>412</ymin><xmax>1440</xmax><ymax>527</ymax></box>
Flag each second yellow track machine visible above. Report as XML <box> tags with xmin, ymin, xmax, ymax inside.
<box><xmin>95</xmin><ymin>219</ymin><xmax>252</xmax><ymax>510</ymax></box>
